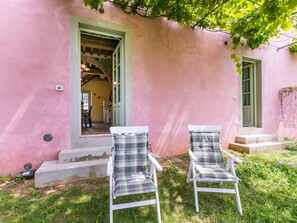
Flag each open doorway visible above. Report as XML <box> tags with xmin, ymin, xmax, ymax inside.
<box><xmin>71</xmin><ymin>17</ymin><xmax>131</xmax><ymax>148</ymax></box>
<box><xmin>80</xmin><ymin>32</ymin><xmax>120</xmax><ymax>135</ymax></box>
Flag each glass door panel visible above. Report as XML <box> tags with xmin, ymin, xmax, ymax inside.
<box><xmin>112</xmin><ymin>40</ymin><xmax>123</xmax><ymax>126</ymax></box>
<box><xmin>242</xmin><ymin>64</ymin><xmax>255</xmax><ymax>127</ymax></box>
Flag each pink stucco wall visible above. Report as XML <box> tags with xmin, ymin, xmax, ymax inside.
<box><xmin>0</xmin><ymin>0</ymin><xmax>296</xmax><ymax>175</ymax></box>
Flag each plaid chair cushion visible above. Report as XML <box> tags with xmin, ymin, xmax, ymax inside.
<box><xmin>190</xmin><ymin>131</ymin><xmax>223</xmax><ymax>166</ymax></box>
<box><xmin>195</xmin><ymin>165</ymin><xmax>236</xmax><ymax>180</ymax></box>
<box><xmin>114</xmin><ymin>172</ymin><xmax>156</xmax><ymax>197</ymax></box>
<box><xmin>113</xmin><ymin>133</ymin><xmax>148</xmax><ymax>174</ymax></box>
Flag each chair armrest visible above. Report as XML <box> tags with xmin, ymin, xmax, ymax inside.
<box><xmin>148</xmin><ymin>154</ymin><xmax>163</xmax><ymax>171</ymax></box>
<box><xmin>222</xmin><ymin>150</ymin><xmax>242</xmax><ymax>164</ymax></box>
<box><xmin>188</xmin><ymin>149</ymin><xmax>197</xmax><ymax>162</ymax></box>
<box><xmin>107</xmin><ymin>156</ymin><xmax>113</xmax><ymax>176</ymax></box>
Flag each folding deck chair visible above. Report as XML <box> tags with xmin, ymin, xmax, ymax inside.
<box><xmin>108</xmin><ymin>126</ymin><xmax>163</xmax><ymax>223</ymax></box>
<box><xmin>187</xmin><ymin>125</ymin><xmax>243</xmax><ymax>215</ymax></box>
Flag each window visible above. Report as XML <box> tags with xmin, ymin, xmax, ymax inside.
<box><xmin>81</xmin><ymin>91</ymin><xmax>90</xmax><ymax>110</ymax></box>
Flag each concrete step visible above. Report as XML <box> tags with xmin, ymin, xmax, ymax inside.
<box><xmin>35</xmin><ymin>159</ymin><xmax>108</xmax><ymax>188</ymax></box>
<box><xmin>59</xmin><ymin>146</ymin><xmax>112</xmax><ymax>163</ymax></box>
<box><xmin>236</xmin><ymin>134</ymin><xmax>278</xmax><ymax>144</ymax></box>
<box><xmin>239</xmin><ymin>127</ymin><xmax>263</xmax><ymax>135</ymax></box>
<box><xmin>229</xmin><ymin>141</ymin><xmax>296</xmax><ymax>154</ymax></box>
<box><xmin>73</xmin><ymin>135</ymin><xmax>112</xmax><ymax>148</ymax></box>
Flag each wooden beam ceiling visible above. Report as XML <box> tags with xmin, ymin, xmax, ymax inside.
<box><xmin>81</xmin><ymin>35</ymin><xmax>118</xmax><ymax>52</ymax></box>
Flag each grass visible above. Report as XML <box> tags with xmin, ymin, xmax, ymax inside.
<box><xmin>1</xmin><ymin>149</ymin><xmax>297</xmax><ymax>223</ymax></box>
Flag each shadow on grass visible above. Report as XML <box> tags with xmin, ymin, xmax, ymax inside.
<box><xmin>1</xmin><ymin>154</ymin><xmax>297</xmax><ymax>223</ymax></box>
<box><xmin>158</xmin><ymin>161</ymin><xmax>244</xmax><ymax>222</ymax></box>
<box><xmin>235</xmin><ymin>159</ymin><xmax>297</xmax><ymax>223</ymax></box>
<box><xmin>0</xmin><ymin>179</ymin><xmax>111</xmax><ymax>223</ymax></box>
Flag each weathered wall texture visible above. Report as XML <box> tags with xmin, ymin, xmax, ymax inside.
<box><xmin>0</xmin><ymin>1</ymin><xmax>71</xmax><ymax>175</ymax></box>
<box><xmin>0</xmin><ymin>0</ymin><xmax>296</xmax><ymax>175</ymax></box>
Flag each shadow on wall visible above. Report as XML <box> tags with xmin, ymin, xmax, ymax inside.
<box><xmin>278</xmin><ymin>122</ymin><xmax>297</xmax><ymax>141</ymax></box>
<box><xmin>150</xmin><ymin>97</ymin><xmax>239</xmax><ymax>157</ymax></box>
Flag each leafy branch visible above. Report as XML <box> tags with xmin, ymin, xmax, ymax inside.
<box><xmin>84</xmin><ymin>0</ymin><xmax>297</xmax><ymax>50</ymax></box>
<box><xmin>83</xmin><ymin>0</ymin><xmax>297</xmax><ymax>73</ymax></box>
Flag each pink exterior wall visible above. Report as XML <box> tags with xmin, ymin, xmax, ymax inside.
<box><xmin>0</xmin><ymin>0</ymin><xmax>296</xmax><ymax>175</ymax></box>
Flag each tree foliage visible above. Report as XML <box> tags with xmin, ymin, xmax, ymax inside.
<box><xmin>84</xmin><ymin>0</ymin><xmax>297</xmax><ymax>51</ymax></box>
<box><xmin>289</xmin><ymin>42</ymin><xmax>297</xmax><ymax>53</ymax></box>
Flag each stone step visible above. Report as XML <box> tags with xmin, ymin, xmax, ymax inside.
<box><xmin>235</xmin><ymin>134</ymin><xmax>278</xmax><ymax>144</ymax></box>
<box><xmin>35</xmin><ymin>159</ymin><xmax>108</xmax><ymax>188</ymax></box>
<box><xmin>239</xmin><ymin>128</ymin><xmax>263</xmax><ymax>135</ymax></box>
<box><xmin>229</xmin><ymin>141</ymin><xmax>296</xmax><ymax>154</ymax></box>
<box><xmin>73</xmin><ymin>135</ymin><xmax>112</xmax><ymax>148</ymax></box>
<box><xmin>59</xmin><ymin>146</ymin><xmax>112</xmax><ymax>164</ymax></box>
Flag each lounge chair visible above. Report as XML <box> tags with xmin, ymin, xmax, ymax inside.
<box><xmin>108</xmin><ymin>126</ymin><xmax>163</xmax><ymax>223</ymax></box>
<box><xmin>187</xmin><ymin>125</ymin><xmax>243</xmax><ymax>215</ymax></box>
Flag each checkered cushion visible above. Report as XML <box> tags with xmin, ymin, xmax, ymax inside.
<box><xmin>113</xmin><ymin>133</ymin><xmax>148</xmax><ymax>174</ymax></box>
<box><xmin>195</xmin><ymin>165</ymin><xmax>236</xmax><ymax>180</ymax></box>
<box><xmin>114</xmin><ymin>172</ymin><xmax>156</xmax><ymax>197</ymax></box>
<box><xmin>190</xmin><ymin>131</ymin><xmax>223</xmax><ymax>166</ymax></box>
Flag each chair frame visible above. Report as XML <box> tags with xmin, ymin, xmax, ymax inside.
<box><xmin>81</xmin><ymin>106</ymin><xmax>92</xmax><ymax>128</ymax></box>
<box><xmin>85</xmin><ymin>106</ymin><xmax>92</xmax><ymax>127</ymax></box>
<box><xmin>187</xmin><ymin>125</ymin><xmax>243</xmax><ymax>215</ymax></box>
<box><xmin>109</xmin><ymin>126</ymin><xmax>163</xmax><ymax>223</ymax></box>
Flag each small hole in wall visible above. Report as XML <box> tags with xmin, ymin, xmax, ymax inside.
<box><xmin>43</xmin><ymin>134</ymin><xmax>53</xmax><ymax>142</ymax></box>
<box><xmin>24</xmin><ymin>163</ymin><xmax>32</xmax><ymax>170</ymax></box>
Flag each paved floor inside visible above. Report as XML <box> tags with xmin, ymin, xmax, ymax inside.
<box><xmin>81</xmin><ymin>122</ymin><xmax>111</xmax><ymax>135</ymax></box>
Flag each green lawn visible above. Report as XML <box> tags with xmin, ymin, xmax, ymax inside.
<box><xmin>1</xmin><ymin>149</ymin><xmax>297</xmax><ymax>223</ymax></box>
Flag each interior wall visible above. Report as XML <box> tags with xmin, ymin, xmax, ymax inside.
<box><xmin>81</xmin><ymin>79</ymin><xmax>111</xmax><ymax>122</ymax></box>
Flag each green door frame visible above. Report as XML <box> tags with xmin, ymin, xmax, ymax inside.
<box><xmin>70</xmin><ymin>15</ymin><xmax>132</xmax><ymax>148</ymax></box>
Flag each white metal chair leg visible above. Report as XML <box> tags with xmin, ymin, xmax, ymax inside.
<box><xmin>192</xmin><ymin>163</ymin><xmax>199</xmax><ymax>212</ymax></box>
<box><xmin>234</xmin><ymin>182</ymin><xmax>242</xmax><ymax>215</ymax></box>
<box><xmin>187</xmin><ymin>161</ymin><xmax>192</xmax><ymax>183</ymax></box>
<box><xmin>193</xmin><ymin>181</ymin><xmax>199</xmax><ymax>212</ymax></box>
<box><xmin>153</xmin><ymin>167</ymin><xmax>162</xmax><ymax>223</ymax></box>
<box><xmin>109</xmin><ymin>176</ymin><xmax>113</xmax><ymax>223</ymax></box>
<box><xmin>110</xmin><ymin>205</ymin><xmax>113</xmax><ymax>223</ymax></box>
<box><xmin>155</xmin><ymin>190</ymin><xmax>162</xmax><ymax>223</ymax></box>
